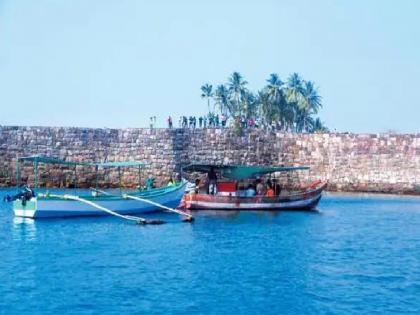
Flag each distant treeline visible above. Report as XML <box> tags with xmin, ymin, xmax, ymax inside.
<box><xmin>201</xmin><ymin>72</ymin><xmax>328</xmax><ymax>132</ymax></box>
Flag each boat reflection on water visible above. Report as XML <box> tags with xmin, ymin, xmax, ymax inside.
<box><xmin>12</xmin><ymin>217</ymin><xmax>37</xmax><ymax>241</ymax></box>
<box><xmin>192</xmin><ymin>209</ymin><xmax>283</xmax><ymax>221</ymax></box>
<box><xmin>192</xmin><ymin>210</ymin><xmax>241</xmax><ymax>218</ymax></box>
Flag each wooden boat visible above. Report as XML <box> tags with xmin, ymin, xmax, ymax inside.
<box><xmin>9</xmin><ymin>156</ymin><xmax>187</xmax><ymax>219</ymax></box>
<box><xmin>182</xmin><ymin>163</ymin><xmax>327</xmax><ymax>211</ymax></box>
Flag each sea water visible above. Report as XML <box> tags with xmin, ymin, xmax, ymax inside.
<box><xmin>0</xmin><ymin>189</ymin><xmax>419</xmax><ymax>314</ymax></box>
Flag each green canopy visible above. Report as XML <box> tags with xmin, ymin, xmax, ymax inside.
<box><xmin>18</xmin><ymin>155</ymin><xmax>148</xmax><ymax>168</ymax></box>
<box><xmin>95</xmin><ymin>161</ymin><xmax>148</xmax><ymax>168</ymax></box>
<box><xmin>18</xmin><ymin>155</ymin><xmax>85</xmax><ymax>166</ymax></box>
<box><xmin>16</xmin><ymin>155</ymin><xmax>149</xmax><ymax>188</ymax></box>
<box><xmin>183</xmin><ymin>163</ymin><xmax>310</xmax><ymax>180</ymax></box>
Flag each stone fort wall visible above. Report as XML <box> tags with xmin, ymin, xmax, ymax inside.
<box><xmin>0</xmin><ymin>126</ymin><xmax>419</xmax><ymax>194</ymax></box>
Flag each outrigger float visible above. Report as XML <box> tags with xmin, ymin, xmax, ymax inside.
<box><xmin>182</xmin><ymin>163</ymin><xmax>327</xmax><ymax>211</ymax></box>
<box><xmin>7</xmin><ymin>156</ymin><xmax>191</xmax><ymax>223</ymax></box>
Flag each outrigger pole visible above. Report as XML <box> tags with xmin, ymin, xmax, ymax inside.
<box><xmin>38</xmin><ymin>193</ymin><xmax>165</xmax><ymax>225</ymax></box>
<box><xmin>91</xmin><ymin>188</ymin><xmax>194</xmax><ymax>222</ymax></box>
<box><xmin>123</xmin><ymin>194</ymin><xmax>194</xmax><ymax>221</ymax></box>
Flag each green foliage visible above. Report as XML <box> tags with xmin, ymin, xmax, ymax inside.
<box><xmin>201</xmin><ymin>71</ymin><xmax>327</xmax><ymax>133</ymax></box>
<box><xmin>312</xmin><ymin>118</ymin><xmax>329</xmax><ymax>133</ymax></box>
<box><xmin>214</xmin><ymin>84</ymin><xmax>230</xmax><ymax>116</ymax></box>
<box><xmin>201</xmin><ymin>83</ymin><xmax>214</xmax><ymax>114</ymax></box>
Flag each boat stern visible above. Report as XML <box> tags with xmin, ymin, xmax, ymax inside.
<box><xmin>13</xmin><ymin>198</ymin><xmax>37</xmax><ymax>218</ymax></box>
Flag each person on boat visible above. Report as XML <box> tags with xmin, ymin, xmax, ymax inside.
<box><xmin>187</xmin><ymin>178</ymin><xmax>200</xmax><ymax>194</ymax></box>
<box><xmin>145</xmin><ymin>175</ymin><xmax>155</xmax><ymax>190</ymax></box>
<box><xmin>167</xmin><ymin>176</ymin><xmax>175</xmax><ymax>186</ymax></box>
<box><xmin>256</xmin><ymin>178</ymin><xmax>265</xmax><ymax>196</ymax></box>
<box><xmin>236</xmin><ymin>181</ymin><xmax>246</xmax><ymax>197</ymax></box>
<box><xmin>245</xmin><ymin>184</ymin><xmax>256</xmax><ymax>197</ymax></box>
<box><xmin>270</xmin><ymin>179</ymin><xmax>282</xmax><ymax>195</ymax></box>
<box><xmin>194</xmin><ymin>178</ymin><xmax>200</xmax><ymax>194</ymax></box>
<box><xmin>275</xmin><ymin>183</ymin><xmax>282</xmax><ymax>196</ymax></box>
<box><xmin>3</xmin><ymin>185</ymin><xmax>35</xmax><ymax>206</ymax></box>
<box><xmin>186</xmin><ymin>180</ymin><xmax>196</xmax><ymax>194</ymax></box>
<box><xmin>208</xmin><ymin>167</ymin><xmax>217</xmax><ymax>195</ymax></box>
<box><xmin>265</xmin><ymin>182</ymin><xmax>275</xmax><ymax>197</ymax></box>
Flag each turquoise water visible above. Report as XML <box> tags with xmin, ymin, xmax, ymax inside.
<box><xmin>0</xmin><ymin>189</ymin><xmax>419</xmax><ymax>314</ymax></box>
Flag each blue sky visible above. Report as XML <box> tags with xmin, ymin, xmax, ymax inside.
<box><xmin>0</xmin><ymin>0</ymin><xmax>419</xmax><ymax>133</ymax></box>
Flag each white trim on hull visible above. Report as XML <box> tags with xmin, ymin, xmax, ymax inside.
<box><xmin>187</xmin><ymin>194</ymin><xmax>322</xmax><ymax>211</ymax></box>
<box><xmin>14</xmin><ymin>209</ymin><xmax>36</xmax><ymax>218</ymax></box>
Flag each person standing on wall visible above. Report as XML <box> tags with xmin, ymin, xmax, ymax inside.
<box><xmin>168</xmin><ymin>116</ymin><xmax>173</xmax><ymax>129</ymax></box>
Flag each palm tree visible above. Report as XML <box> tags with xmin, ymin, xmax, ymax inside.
<box><xmin>201</xmin><ymin>83</ymin><xmax>214</xmax><ymax>114</ymax></box>
<box><xmin>301</xmin><ymin>81</ymin><xmax>322</xmax><ymax>114</ymax></box>
<box><xmin>283</xmin><ymin>102</ymin><xmax>296</xmax><ymax>131</ymax></box>
<box><xmin>257</xmin><ymin>90</ymin><xmax>276</xmax><ymax>129</ymax></box>
<box><xmin>214</xmin><ymin>84</ymin><xmax>231</xmax><ymax>117</ymax></box>
<box><xmin>266</xmin><ymin>73</ymin><xmax>284</xmax><ymax>102</ymax></box>
<box><xmin>295</xmin><ymin>107</ymin><xmax>314</xmax><ymax>132</ymax></box>
<box><xmin>243</xmin><ymin>91</ymin><xmax>258</xmax><ymax>119</ymax></box>
<box><xmin>200</xmin><ymin>71</ymin><xmax>327</xmax><ymax>133</ymax></box>
<box><xmin>311</xmin><ymin>118</ymin><xmax>328</xmax><ymax>133</ymax></box>
<box><xmin>228</xmin><ymin>72</ymin><xmax>248</xmax><ymax>117</ymax></box>
<box><xmin>264</xmin><ymin>73</ymin><xmax>290</xmax><ymax>130</ymax></box>
<box><xmin>286</xmin><ymin>73</ymin><xmax>304</xmax><ymax>105</ymax></box>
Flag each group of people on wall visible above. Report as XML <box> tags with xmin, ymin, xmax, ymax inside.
<box><xmin>169</xmin><ymin>115</ymin><xmax>259</xmax><ymax>129</ymax></box>
<box><xmin>152</xmin><ymin>115</ymin><xmax>279</xmax><ymax>130</ymax></box>
<box><xmin>167</xmin><ymin>115</ymin><xmax>228</xmax><ymax>129</ymax></box>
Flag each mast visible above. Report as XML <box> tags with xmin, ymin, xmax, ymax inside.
<box><xmin>34</xmin><ymin>159</ymin><xmax>39</xmax><ymax>188</ymax></box>
<box><xmin>74</xmin><ymin>165</ymin><xmax>78</xmax><ymax>188</ymax></box>
<box><xmin>95</xmin><ymin>165</ymin><xmax>99</xmax><ymax>190</ymax></box>
<box><xmin>15</xmin><ymin>156</ymin><xmax>20</xmax><ymax>189</ymax></box>
<box><xmin>118</xmin><ymin>166</ymin><xmax>122</xmax><ymax>193</ymax></box>
<box><xmin>138</xmin><ymin>165</ymin><xmax>141</xmax><ymax>188</ymax></box>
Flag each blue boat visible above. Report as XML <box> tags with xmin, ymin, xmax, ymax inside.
<box><xmin>10</xmin><ymin>156</ymin><xmax>187</xmax><ymax>219</ymax></box>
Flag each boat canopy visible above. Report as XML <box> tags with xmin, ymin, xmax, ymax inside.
<box><xmin>16</xmin><ymin>155</ymin><xmax>148</xmax><ymax>188</ymax></box>
<box><xmin>94</xmin><ymin>161</ymin><xmax>148</xmax><ymax>168</ymax></box>
<box><xmin>183</xmin><ymin>163</ymin><xmax>310</xmax><ymax>180</ymax></box>
<box><xmin>18</xmin><ymin>155</ymin><xmax>83</xmax><ymax>166</ymax></box>
<box><xmin>18</xmin><ymin>155</ymin><xmax>148</xmax><ymax>168</ymax></box>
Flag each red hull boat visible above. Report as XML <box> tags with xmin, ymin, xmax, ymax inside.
<box><xmin>181</xmin><ymin>163</ymin><xmax>327</xmax><ymax>211</ymax></box>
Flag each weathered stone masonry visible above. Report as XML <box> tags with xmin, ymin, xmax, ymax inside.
<box><xmin>0</xmin><ymin>126</ymin><xmax>419</xmax><ymax>194</ymax></box>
